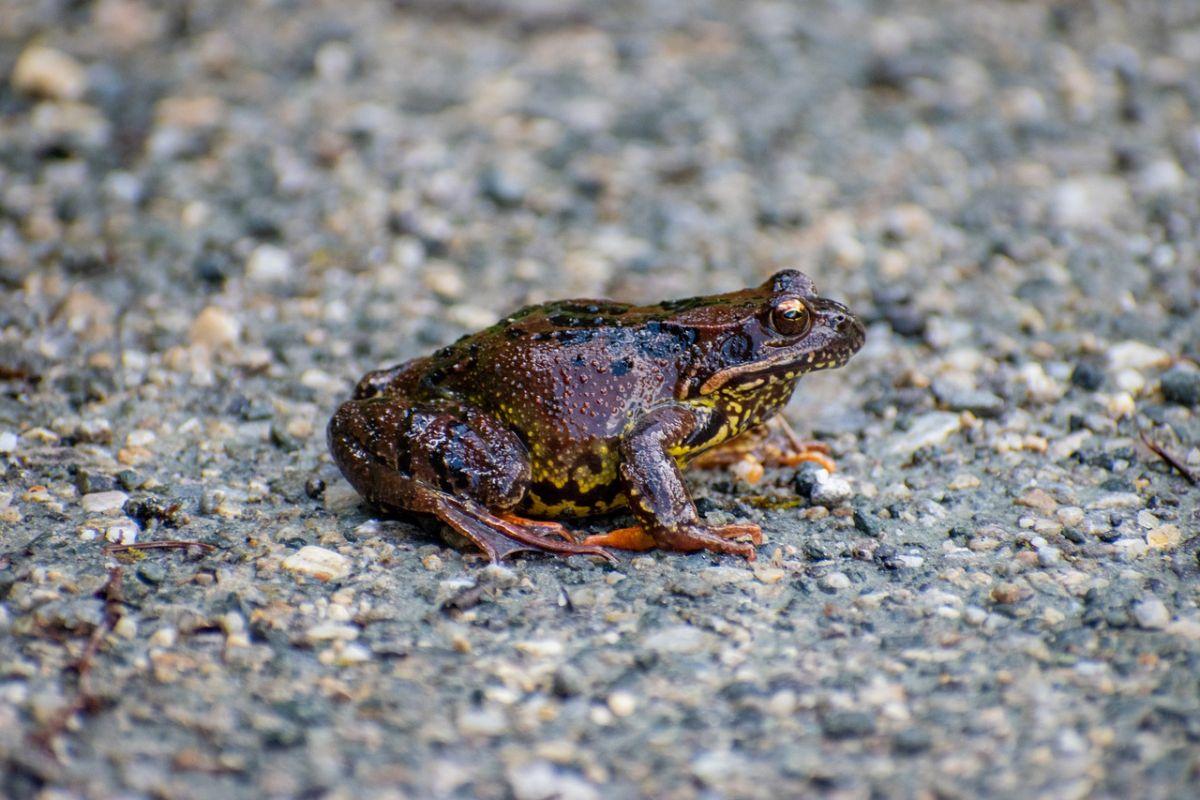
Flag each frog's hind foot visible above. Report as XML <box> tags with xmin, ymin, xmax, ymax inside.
<box><xmin>582</xmin><ymin>522</ymin><xmax>761</xmax><ymax>557</ymax></box>
<box><xmin>432</xmin><ymin>493</ymin><xmax>616</xmax><ymax>564</ymax></box>
<box><xmin>496</xmin><ymin>513</ymin><xmax>582</xmax><ymax>543</ymax></box>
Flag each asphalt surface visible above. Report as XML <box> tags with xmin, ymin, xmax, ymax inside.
<box><xmin>2</xmin><ymin>1</ymin><xmax>1199</xmax><ymax>798</ymax></box>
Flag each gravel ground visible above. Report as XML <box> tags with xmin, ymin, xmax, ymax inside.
<box><xmin>3</xmin><ymin>1</ymin><xmax>1200</xmax><ymax>798</ymax></box>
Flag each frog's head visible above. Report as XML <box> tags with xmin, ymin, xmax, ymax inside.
<box><xmin>675</xmin><ymin>269</ymin><xmax>865</xmax><ymax>400</ymax></box>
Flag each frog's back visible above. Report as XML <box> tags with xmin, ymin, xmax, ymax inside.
<box><xmin>451</xmin><ymin>302</ymin><xmax>696</xmax><ymax>437</ymax></box>
<box><xmin>403</xmin><ymin>300</ymin><xmax>696</xmax><ymax>516</ymax></box>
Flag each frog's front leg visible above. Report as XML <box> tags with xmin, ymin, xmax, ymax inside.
<box><xmin>328</xmin><ymin>397</ymin><xmax>614</xmax><ymax>563</ymax></box>
<box><xmin>584</xmin><ymin>405</ymin><xmax>761</xmax><ymax>560</ymax></box>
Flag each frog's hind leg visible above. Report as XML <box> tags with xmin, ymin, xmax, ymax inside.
<box><xmin>328</xmin><ymin>397</ymin><xmax>613</xmax><ymax>563</ymax></box>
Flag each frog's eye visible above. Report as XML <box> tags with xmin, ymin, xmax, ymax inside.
<box><xmin>769</xmin><ymin>299</ymin><xmax>811</xmax><ymax>336</ymax></box>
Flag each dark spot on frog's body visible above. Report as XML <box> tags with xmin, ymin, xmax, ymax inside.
<box><xmin>721</xmin><ymin>333</ymin><xmax>752</xmax><ymax>361</ymax></box>
<box><xmin>636</xmin><ymin>322</ymin><xmax>698</xmax><ymax>361</ymax></box>
<box><xmin>421</xmin><ymin>367</ymin><xmax>447</xmax><ymax>388</ymax></box>
<box><xmin>611</xmin><ymin>358</ymin><xmax>634</xmax><ymax>377</ymax></box>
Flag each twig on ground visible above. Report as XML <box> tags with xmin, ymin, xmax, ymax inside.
<box><xmin>31</xmin><ymin>566</ymin><xmax>124</xmax><ymax>756</ymax></box>
<box><xmin>103</xmin><ymin>540</ymin><xmax>216</xmax><ymax>554</ymax></box>
<box><xmin>1140</xmin><ymin>431</ymin><xmax>1197</xmax><ymax>486</ymax></box>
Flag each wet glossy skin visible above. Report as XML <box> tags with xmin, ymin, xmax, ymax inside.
<box><xmin>328</xmin><ymin>269</ymin><xmax>865</xmax><ymax>561</ymax></box>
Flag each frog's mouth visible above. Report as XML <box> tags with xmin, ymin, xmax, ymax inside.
<box><xmin>697</xmin><ymin>345</ymin><xmax>859</xmax><ymax>395</ymax></box>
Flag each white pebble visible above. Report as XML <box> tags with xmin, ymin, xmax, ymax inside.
<box><xmin>1132</xmin><ymin>595</ymin><xmax>1170</xmax><ymax>630</ymax></box>
<box><xmin>0</xmin><ymin>431</ymin><xmax>17</xmax><ymax>454</ymax></box>
<box><xmin>333</xmin><ymin>643</ymin><xmax>372</xmax><ymax>665</ymax></box>
<box><xmin>819</xmin><ymin>571</ymin><xmax>852</xmax><ymax>591</ymax></box>
<box><xmin>811</xmin><ymin>474</ymin><xmax>853</xmax><ymax>507</ymax></box>
<box><xmin>607</xmin><ymin>691</ymin><xmax>637</xmax><ymax>717</ymax></box>
<box><xmin>888</xmin><ymin>412</ymin><xmax>962</xmax><ymax>456</ymax></box>
<box><xmin>81</xmin><ymin>491</ymin><xmax>129</xmax><ymax>514</ymax></box>
<box><xmin>1107</xmin><ymin>341</ymin><xmax>1170</xmax><ymax>372</ymax></box>
<box><xmin>104</xmin><ymin>518</ymin><xmax>138</xmax><ymax>545</ymax></box>
<box><xmin>305</xmin><ymin>623</ymin><xmax>359</xmax><ymax>643</ymax></box>
<box><xmin>1036</xmin><ymin>546</ymin><xmax>1062</xmax><ymax>567</ymax></box>
<box><xmin>282</xmin><ymin>545</ymin><xmax>351</xmax><ymax>581</ymax></box>
<box><xmin>245</xmin><ymin>244</ymin><xmax>294</xmax><ymax>284</ymax></box>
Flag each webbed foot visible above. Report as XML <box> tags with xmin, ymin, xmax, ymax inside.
<box><xmin>435</xmin><ymin>495</ymin><xmax>616</xmax><ymax>564</ymax></box>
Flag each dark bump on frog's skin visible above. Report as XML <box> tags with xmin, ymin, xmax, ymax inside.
<box><xmin>328</xmin><ymin>269</ymin><xmax>865</xmax><ymax>562</ymax></box>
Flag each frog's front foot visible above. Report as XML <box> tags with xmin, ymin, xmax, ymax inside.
<box><xmin>691</xmin><ymin>417</ymin><xmax>837</xmax><ymax>473</ymax></box>
<box><xmin>583</xmin><ymin>522</ymin><xmax>761</xmax><ymax>560</ymax></box>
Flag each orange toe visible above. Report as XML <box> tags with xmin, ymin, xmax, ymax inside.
<box><xmin>775</xmin><ymin>449</ymin><xmax>838</xmax><ymax>472</ymax></box>
<box><xmin>581</xmin><ymin>525</ymin><xmax>658</xmax><ymax>551</ymax></box>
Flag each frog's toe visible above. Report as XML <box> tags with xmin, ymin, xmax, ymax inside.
<box><xmin>768</xmin><ymin>417</ymin><xmax>837</xmax><ymax>471</ymax></box>
<box><xmin>713</xmin><ymin>522</ymin><xmax>763</xmax><ymax>545</ymax></box>
<box><xmin>658</xmin><ymin>524</ymin><xmax>759</xmax><ymax>560</ymax></box>
<box><xmin>496</xmin><ymin>513</ymin><xmax>582</xmax><ymax>543</ymax></box>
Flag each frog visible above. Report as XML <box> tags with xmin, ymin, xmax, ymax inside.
<box><xmin>328</xmin><ymin>269</ymin><xmax>864</xmax><ymax>563</ymax></box>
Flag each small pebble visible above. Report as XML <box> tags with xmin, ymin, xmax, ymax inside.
<box><xmin>1106</xmin><ymin>341</ymin><xmax>1170</xmax><ymax>372</ymax></box>
<box><xmin>282</xmin><ymin>545</ymin><xmax>351</xmax><ymax>581</ymax></box>
<box><xmin>12</xmin><ymin>45</ymin><xmax>88</xmax><ymax>100</ymax></box>
<box><xmin>811</xmin><ymin>474</ymin><xmax>853</xmax><ymax>507</ymax></box>
<box><xmin>1146</xmin><ymin>525</ymin><xmax>1181</xmax><ymax>550</ymax></box>
<box><xmin>819</xmin><ymin>571</ymin><xmax>852</xmax><ymax>592</ymax></box>
<box><xmin>889</xmin><ymin>412</ymin><xmax>961</xmax><ymax>456</ymax></box>
<box><xmin>1161</xmin><ymin>366</ymin><xmax>1200</xmax><ymax>407</ymax></box>
<box><xmin>821</xmin><ymin>709</ymin><xmax>876</xmax><ymax>739</ymax></box>
<box><xmin>245</xmin><ymin>244</ymin><xmax>294</xmax><ymax>284</ymax></box>
<box><xmin>1131</xmin><ymin>595</ymin><xmax>1170</xmax><ymax>630</ymax></box>
<box><xmin>189</xmin><ymin>306</ymin><xmax>241</xmax><ymax>349</ymax></box>
<box><xmin>81</xmin><ymin>491</ymin><xmax>129</xmax><ymax>514</ymax></box>
<box><xmin>607</xmin><ymin>691</ymin><xmax>637</xmax><ymax>718</ymax></box>
<box><xmin>990</xmin><ymin>581</ymin><xmax>1030</xmax><ymax>605</ymax></box>
<box><xmin>508</xmin><ymin>761</ymin><xmax>599</xmax><ymax>800</ymax></box>
<box><xmin>1015</xmin><ymin>488</ymin><xmax>1058</xmax><ymax>515</ymax></box>
<box><xmin>136</xmin><ymin>561</ymin><xmax>166</xmax><ymax>584</ymax></box>
<box><xmin>1036</xmin><ymin>546</ymin><xmax>1062</xmax><ymax>567</ymax></box>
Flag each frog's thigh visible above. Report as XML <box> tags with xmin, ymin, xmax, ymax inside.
<box><xmin>329</xmin><ymin>397</ymin><xmax>531</xmax><ymax>511</ymax></box>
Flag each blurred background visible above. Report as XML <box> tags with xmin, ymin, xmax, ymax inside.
<box><xmin>2</xmin><ymin>1</ymin><xmax>1199</xmax><ymax>799</ymax></box>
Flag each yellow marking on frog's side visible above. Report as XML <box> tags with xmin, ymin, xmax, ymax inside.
<box><xmin>572</xmin><ymin>459</ymin><xmax>620</xmax><ymax>494</ymax></box>
<box><xmin>523</xmin><ymin>491</ymin><xmax>625</xmax><ymax>518</ymax></box>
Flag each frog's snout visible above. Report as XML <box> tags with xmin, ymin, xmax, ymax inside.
<box><xmin>814</xmin><ymin>299</ymin><xmax>863</xmax><ymax>338</ymax></box>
